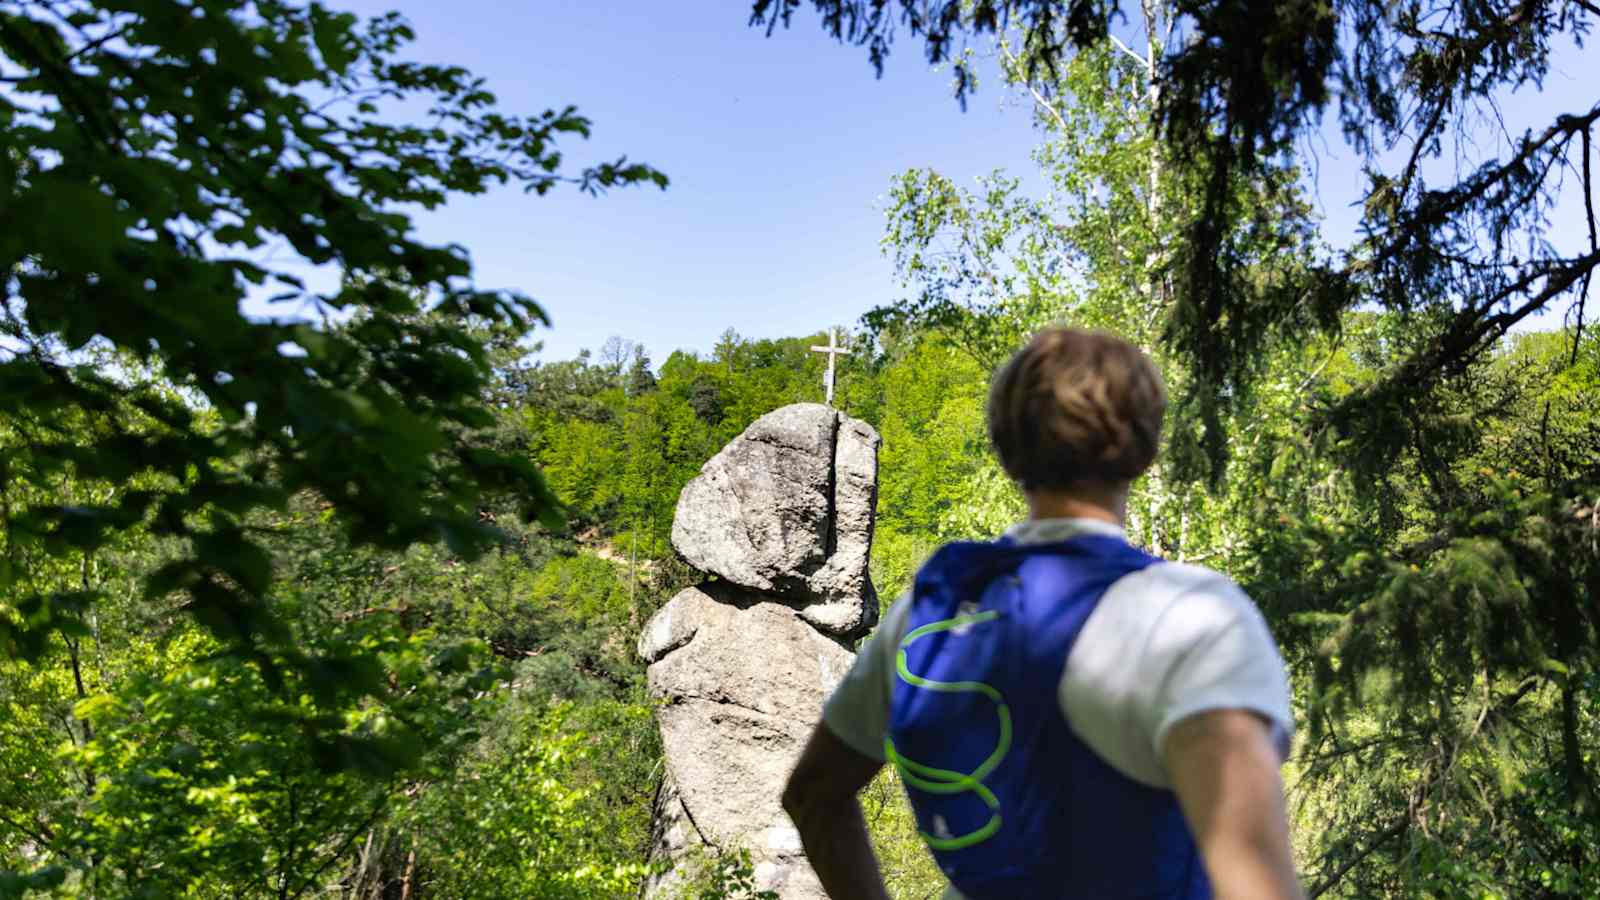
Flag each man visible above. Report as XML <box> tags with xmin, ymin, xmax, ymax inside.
<box><xmin>782</xmin><ymin>328</ymin><xmax>1304</xmax><ymax>899</ymax></box>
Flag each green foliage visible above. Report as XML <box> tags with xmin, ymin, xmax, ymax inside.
<box><xmin>1</xmin><ymin>0</ymin><xmax>663</xmax><ymax>681</ymax></box>
<box><xmin>1</xmin><ymin>437</ymin><xmax>667</xmax><ymax>896</ymax></box>
<box><xmin>0</xmin><ymin>559</ymin><xmax>505</xmax><ymax>898</ymax></box>
<box><xmin>525</xmin><ymin>329</ymin><xmax>881</xmax><ymax>551</ymax></box>
<box><xmin>0</xmin><ymin>0</ymin><xmax>670</xmax><ymax>877</ymax></box>
<box><xmin>1241</xmin><ymin>327</ymin><xmax>1600</xmax><ymax>896</ymax></box>
<box><xmin>761</xmin><ymin>0</ymin><xmax>1599</xmax><ymax>485</ymax></box>
<box><xmin>857</xmin><ymin>769</ymin><xmax>945</xmax><ymax>898</ymax></box>
<box><xmin>64</xmin><ymin>623</ymin><xmax>492</xmax><ymax>898</ymax></box>
<box><xmin>4</xmin><ymin>311</ymin><xmax>1594</xmax><ymax>897</ymax></box>
<box><xmin>668</xmin><ymin>845</ymin><xmax>780</xmax><ymax>900</ymax></box>
<box><xmin>0</xmin><ymin>307</ymin><xmax>910</xmax><ymax>896</ymax></box>
<box><xmin>876</xmin><ymin>337</ymin><xmax>1001</xmax><ymax>541</ymax></box>
<box><xmin>868</xmin><ymin>17</ymin><xmax>1324</xmax><ymax>563</ymax></box>
<box><xmin>401</xmin><ymin>699</ymin><xmax>656</xmax><ymax>899</ymax></box>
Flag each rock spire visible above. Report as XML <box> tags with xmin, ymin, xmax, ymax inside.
<box><xmin>640</xmin><ymin>403</ymin><xmax>881</xmax><ymax>897</ymax></box>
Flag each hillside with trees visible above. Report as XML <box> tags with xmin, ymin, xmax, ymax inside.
<box><xmin>4</xmin><ymin>0</ymin><xmax>1598</xmax><ymax>897</ymax></box>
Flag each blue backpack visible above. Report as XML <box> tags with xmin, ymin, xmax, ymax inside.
<box><xmin>885</xmin><ymin>534</ymin><xmax>1211</xmax><ymax>899</ymax></box>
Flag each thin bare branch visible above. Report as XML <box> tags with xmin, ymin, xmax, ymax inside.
<box><xmin>1459</xmin><ymin>246</ymin><xmax>1600</xmax><ymax>348</ymax></box>
<box><xmin>1573</xmin><ymin>125</ymin><xmax>1596</xmax><ymax>364</ymax></box>
<box><xmin>998</xmin><ymin>40</ymin><xmax>1069</xmax><ymax>133</ymax></box>
<box><xmin>1107</xmin><ymin>33</ymin><xmax>1149</xmax><ymax>68</ymax></box>
<box><xmin>1370</xmin><ymin>244</ymin><xmax>1600</xmax><ymax>399</ymax></box>
<box><xmin>61</xmin><ymin>24</ymin><xmax>132</xmax><ymax>65</ymax></box>
<box><xmin>1397</xmin><ymin>100</ymin><xmax>1449</xmax><ymax>199</ymax></box>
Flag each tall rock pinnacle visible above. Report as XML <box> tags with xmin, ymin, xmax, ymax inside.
<box><xmin>641</xmin><ymin>403</ymin><xmax>882</xmax><ymax>898</ymax></box>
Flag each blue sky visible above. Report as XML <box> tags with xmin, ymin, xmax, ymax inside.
<box><xmin>316</xmin><ymin>2</ymin><xmax>1594</xmax><ymax>365</ymax></box>
<box><xmin>318</xmin><ymin>1</ymin><xmax>1038</xmax><ymax>364</ymax></box>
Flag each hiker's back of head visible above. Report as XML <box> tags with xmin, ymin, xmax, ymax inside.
<box><xmin>987</xmin><ymin>327</ymin><xmax>1166</xmax><ymax>491</ymax></box>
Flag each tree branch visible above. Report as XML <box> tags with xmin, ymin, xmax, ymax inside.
<box><xmin>1397</xmin><ymin>100</ymin><xmax>1449</xmax><ymax>200</ymax></box>
<box><xmin>1572</xmin><ymin>124</ymin><xmax>1596</xmax><ymax>365</ymax></box>
<box><xmin>1455</xmin><ymin>246</ymin><xmax>1600</xmax><ymax>354</ymax></box>
<box><xmin>0</xmin><ymin>18</ymin><xmax>123</xmax><ymax>148</ymax></box>
<box><xmin>287</xmin><ymin>792</ymin><xmax>392</xmax><ymax>900</ymax></box>
<box><xmin>1107</xmin><ymin>33</ymin><xmax>1148</xmax><ymax>68</ymax></box>
<box><xmin>1372</xmin><ymin>102</ymin><xmax>1600</xmax><ymax>268</ymax></box>
<box><xmin>1309</xmin><ymin>820</ymin><xmax>1408</xmax><ymax>899</ymax></box>
<box><xmin>1560</xmin><ymin>676</ymin><xmax>1598</xmax><ymax>813</ymax></box>
<box><xmin>0</xmin><ymin>808</ymin><xmax>55</xmax><ymax>848</ymax></box>
<box><xmin>60</xmin><ymin>23</ymin><xmax>133</xmax><ymax>65</ymax></box>
<box><xmin>1373</xmin><ymin>244</ymin><xmax>1600</xmax><ymax>399</ymax></box>
<box><xmin>998</xmin><ymin>41</ymin><xmax>1069</xmax><ymax>133</ymax></box>
<box><xmin>1302</xmin><ymin>733</ymin><xmax>1415</xmax><ymax>765</ymax></box>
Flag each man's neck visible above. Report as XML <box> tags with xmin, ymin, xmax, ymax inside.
<box><xmin>1024</xmin><ymin>483</ymin><xmax>1129</xmax><ymax>528</ymax></box>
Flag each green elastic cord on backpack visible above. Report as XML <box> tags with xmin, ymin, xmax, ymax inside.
<box><xmin>883</xmin><ymin>609</ymin><xmax>1013</xmax><ymax>852</ymax></box>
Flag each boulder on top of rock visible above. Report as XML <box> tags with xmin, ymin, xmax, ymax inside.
<box><xmin>670</xmin><ymin>403</ymin><xmax>880</xmax><ymax>634</ymax></box>
<box><xmin>670</xmin><ymin>404</ymin><xmax>834</xmax><ymax>594</ymax></box>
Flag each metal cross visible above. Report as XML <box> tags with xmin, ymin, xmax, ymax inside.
<box><xmin>809</xmin><ymin>327</ymin><xmax>851</xmax><ymax>406</ymax></box>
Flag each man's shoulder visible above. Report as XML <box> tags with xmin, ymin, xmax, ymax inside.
<box><xmin>1066</xmin><ymin>561</ymin><xmax>1240</xmax><ymax>686</ymax></box>
<box><xmin>1064</xmin><ymin>559</ymin><xmax>1291</xmax><ymax>785</ymax></box>
<box><xmin>1099</xmin><ymin>559</ymin><xmax>1251</xmax><ymax>624</ymax></box>
<box><xmin>1065</xmin><ymin>559</ymin><xmax>1268</xmax><ymax>720</ymax></box>
<box><xmin>874</xmin><ymin>590</ymin><xmax>918</xmax><ymax>646</ymax></box>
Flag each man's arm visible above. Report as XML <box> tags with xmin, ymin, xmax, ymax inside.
<box><xmin>782</xmin><ymin>721</ymin><xmax>892</xmax><ymax>900</ymax></box>
<box><xmin>1163</xmin><ymin>709</ymin><xmax>1306</xmax><ymax>900</ymax></box>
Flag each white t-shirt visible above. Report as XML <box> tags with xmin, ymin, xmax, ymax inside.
<box><xmin>821</xmin><ymin>518</ymin><xmax>1294</xmax><ymax>898</ymax></box>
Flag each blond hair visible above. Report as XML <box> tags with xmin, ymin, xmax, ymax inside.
<box><xmin>987</xmin><ymin>328</ymin><xmax>1166</xmax><ymax>490</ymax></box>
